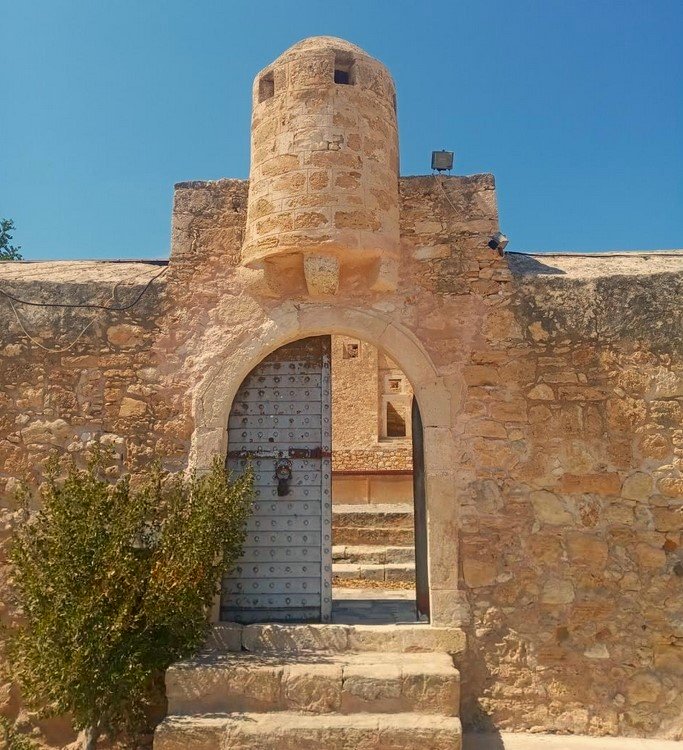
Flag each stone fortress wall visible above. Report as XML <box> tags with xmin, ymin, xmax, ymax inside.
<box><xmin>0</xmin><ymin>34</ymin><xmax>682</xmax><ymax>745</ymax></box>
<box><xmin>330</xmin><ymin>334</ymin><xmax>413</xmax><ymax>503</ymax></box>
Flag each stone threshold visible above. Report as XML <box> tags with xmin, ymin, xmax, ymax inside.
<box><xmin>206</xmin><ymin>622</ymin><xmax>466</xmax><ymax>654</ymax></box>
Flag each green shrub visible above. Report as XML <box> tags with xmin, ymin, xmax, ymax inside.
<box><xmin>0</xmin><ymin>716</ymin><xmax>38</xmax><ymax>750</ymax></box>
<box><xmin>7</xmin><ymin>452</ymin><xmax>253</xmax><ymax>749</ymax></box>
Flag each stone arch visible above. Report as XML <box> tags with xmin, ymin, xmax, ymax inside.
<box><xmin>192</xmin><ymin>302</ymin><xmax>461</xmax><ymax>626</ymax></box>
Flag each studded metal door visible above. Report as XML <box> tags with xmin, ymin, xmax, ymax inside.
<box><xmin>221</xmin><ymin>336</ymin><xmax>332</xmax><ymax>624</ymax></box>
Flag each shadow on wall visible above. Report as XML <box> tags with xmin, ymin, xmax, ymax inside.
<box><xmin>462</xmin><ymin>708</ymin><xmax>506</xmax><ymax>750</ymax></box>
<box><xmin>506</xmin><ymin>253</ymin><xmax>567</xmax><ymax>276</ymax></box>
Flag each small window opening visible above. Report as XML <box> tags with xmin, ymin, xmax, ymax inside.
<box><xmin>386</xmin><ymin>402</ymin><xmax>407</xmax><ymax>438</ymax></box>
<box><xmin>343</xmin><ymin>341</ymin><xmax>360</xmax><ymax>359</ymax></box>
<box><xmin>334</xmin><ymin>52</ymin><xmax>354</xmax><ymax>85</ymax></box>
<box><xmin>388</xmin><ymin>378</ymin><xmax>401</xmax><ymax>392</ymax></box>
<box><xmin>259</xmin><ymin>73</ymin><xmax>275</xmax><ymax>102</ymax></box>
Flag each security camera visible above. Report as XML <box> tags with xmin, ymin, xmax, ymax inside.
<box><xmin>488</xmin><ymin>232</ymin><xmax>509</xmax><ymax>255</ymax></box>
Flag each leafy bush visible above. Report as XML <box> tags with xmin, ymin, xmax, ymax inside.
<box><xmin>0</xmin><ymin>716</ymin><xmax>38</xmax><ymax>750</ymax></box>
<box><xmin>7</xmin><ymin>452</ymin><xmax>253</xmax><ymax>749</ymax></box>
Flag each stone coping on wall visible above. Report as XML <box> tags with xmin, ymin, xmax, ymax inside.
<box><xmin>2</xmin><ymin>250</ymin><xmax>682</xmax><ymax>285</ymax></box>
<box><xmin>508</xmin><ymin>250</ymin><xmax>683</xmax><ymax>278</ymax></box>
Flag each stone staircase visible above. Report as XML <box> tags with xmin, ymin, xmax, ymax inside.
<box><xmin>332</xmin><ymin>503</ymin><xmax>416</xmax><ymax>588</ymax></box>
<box><xmin>154</xmin><ymin>623</ymin><xmax>464</xmax><ymax>750</ymax></box>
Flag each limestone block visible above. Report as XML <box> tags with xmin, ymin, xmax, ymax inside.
<box><xmin>540</xmin><ymin>579</ymin><xmax>574</xmax><ymax>605</ymax></box>
<box><xmin>369</xmin><ymin>255</ymin><xmax>398</xmax><ymax>293</ymax></box>
<box><xmin>429</xmin><ymin>589</ymin><xmax>471</xmax><ymax>628</ymax></box>
<box><xmin>627</xmin><ymin>672</ymin><xmax>662</xmax><ymax>704</ymax></box>
<box><xmin>634</xmin><ymin>542</ymin><xmax>666</xmax><ymax>570</ymax></box>
<box><xmin>20</xmin><ymin>418</ymin><xmax>73</xmax><ymax>446</ymax></box>
<box><xmin>463</xmin><ymin>365</ymin><xmax>500</xmax><ymax>387</ymax></box>
<box><xmin>204</xmin><ymin>624</ymin><xmax>243</xmax><ymax>651</ymax></box>
<box><xmin>530</xmin><ymin>490</ymin><xmax>572</xmax><ymax>525</ymax></box>
<box><xmin>242</xmin><ymin>624</ymin><xmax>349</xmax><ymax>653</ymax></box>
<box><xmin>650</xmin><ymin>367</ymin><xmax>683</xmax><ymax>398</ymax></box>
<box><xmin>283</xmin><ymin>662</ymin><xmax>342</xmax><ymax>712</ymax></box>
<box><xmin>401</xmin><ymin>657</ymin><xmax>460</xmax><ymax>715</ymax></box>
<box><xmin>558</xmin><ymin>473</ymin><xmax>621</xmax><ymax>496</ymax></box>
<box><xmin>657</xmin><ymin>476</ymin><xmax>683</xmax><ymax>497</ymax></box>
<box><xmin>106</xmin><ymin>323</ymin><xmax>144</xmax><ymax>348</ymax></box>
<box><xmin>118</xmin><ymin>397</ymin><xmax>148</xmax><ymax>418</ymax></box>
<box><xmin>462</xmin><ymin>557</ymin><xmax>497</xmax><ymax>588</ymax></box>
<box><xmin>154</xmin><ymin>716</ymin><xmax>227</xmax><ymax>750</ymax></box>
<box><xmin>341</xmin><ymin>662</ymin><xmax>402</xmax><ymax>713</ymax></box>
<box><xmin>566</xmin><ymin>532</ymin><xmax>608</xmax><ymax>570</ymax></box>
<box><xmin>654</xmin><ymin>643</ymin><xmax>683</xmax><ymax>675</ymax></box>
<box><xmin>622</xmin><ymin>472</ymin><xmax>654</xmax><ymax>501</ymax></box>
<box><xmin>527</xmin><ymin>384</ymin><xmax>555</xmax><ymax>400</ymax></box>
<box><xmin>303</xmin><ymin>254</ymin><xmax>340</xmax><ymax>297</ymax></box>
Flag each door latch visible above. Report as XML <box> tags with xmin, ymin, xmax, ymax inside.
<box><xmin>274</xmin><ymin>456</ymin><xmax>293</xmax><ymax>497</ymax></box>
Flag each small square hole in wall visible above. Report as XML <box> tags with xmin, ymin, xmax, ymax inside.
<box><xmin>388</xmin><ymin>378</ymin><xmax>401</xmax><ymax>392</ymax></box>
<box><xmin>343</xmin><ymin>342</ymin><xmax>360</xmax><ymax>359</ymax></box>
<box><xmin>259</xmin><ymin>73</ymin><xmax>275</xmax><ymax>102</ymax></box>
<box><xmin>334</xmin><ymin>51</ymin><xmax>354</xmax><ymax>85</ymax></box>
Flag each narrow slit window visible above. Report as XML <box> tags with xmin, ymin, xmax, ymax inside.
<box><xmin>259</xmin><ymin>73</ymin><xmax>275</xmax><ymax>102</ymax></box>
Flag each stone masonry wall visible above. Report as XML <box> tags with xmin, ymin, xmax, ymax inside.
<box><xmin>0</xmin><ymin>262</ymin><xmax>171</xmax><ymax>746</ymax></box>
<box><xmin>454</xmin><ymin>256</ymin><xmax>683</xmax><ymax>737</ymax></box>
<box><xmin>331</xmin><ymin>334</ymin><xmax>412</xmax><ymax>473</ymax></box>
<box><xmin>0</xmin><ymin>174</ymin><xmax>681</xmax><ymax>745</ymax></box>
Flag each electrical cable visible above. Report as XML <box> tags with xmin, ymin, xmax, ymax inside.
<box><xmin>0</xmin><ymin>264</ymin><xmax>168</xmax><ymax>310</ymax></box>
<box><xmin>2</xmin><ymin>265</ymin><xmax>168</xmax><ymax>353</ymax></box>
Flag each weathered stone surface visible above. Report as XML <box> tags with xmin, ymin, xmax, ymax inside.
<box><xmin>0</xmin><ymin>33</ymin><xmax>682</xmax><ymax>746</ymax></box>
<box><xmin>157</xmin><ymin>712</ymin><xmax>462</xmax><ymax>750</ymax></box>
<box><xmin>530</xmin><ymin>490</ymin><xmax>572</xmax><ymax>525</ymax></box>
<box><xmin>540</xmin><ymin>579</ymin><xmax>575</xmax><ymax>605</ymax></box>
<box><xmin>627</xmin><ymin>672</ymin><xmax>662</xmax><ymax>704</ymax></box>
<box><xmin>622</xmin><ymin>472</ymin><xmax>654</xmax><ymax>501</ymax></box>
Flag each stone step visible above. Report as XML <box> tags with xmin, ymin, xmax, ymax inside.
<box><xmin>333</xmin><ymin>544</ymin><xmax>414</xmax><ymax>564</ymax></box>
<box><xmin>333</xmin><ymin>562</ymin><xmax>415</xmax><ymax>584</ymax></box>
<box><xmin>333</xmin><ymin>503</ymin><xmax>414</xmax><ymax>529</ymax></box>
<box><xmin>334</xmin><ymin>525</ymin><xmax>415</xmax><ymax>546</ymax></box>
<box><xmin>166</xmin><ymin>651</ymin><xmax>459</xmax><ymax>716</ymax></box>
<box><xmin>155</xmin><ymin>712</ymin><xmax>462</xmax><ymax>750</ymax></box>
<box><xmin>205</xmin><ymin>622</ymin><xmax>466</xmax><ymax>655</ymax></box>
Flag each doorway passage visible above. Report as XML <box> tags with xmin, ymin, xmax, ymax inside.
<box><xmin>220</xmin><ymin>335</ymin><xmax>428</xmax><ymax>625</ymax></box>
<box><xmin>330</xmin><ymin>335</ymin><xmax>427</xmax><ymax>624</ymax></box>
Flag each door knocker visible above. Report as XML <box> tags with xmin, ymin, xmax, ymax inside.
<box><xmin>274</xmin><ymin>456</ymin><xmax>293</xmax><ymax>497</ymax></box>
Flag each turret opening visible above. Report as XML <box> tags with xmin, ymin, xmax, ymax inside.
<box><xmin>333</xmin><ymin>51</ymin><xmax>355</xmax><ymax>85</ymax></box>
<box><xmin>258</xmin><ymin>72</ymin><xmax>275</xmax><ymax>102</ymax></box>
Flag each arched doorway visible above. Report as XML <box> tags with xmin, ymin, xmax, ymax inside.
<box><xmin>219</xmin><ymin>334</ymin><xmax>430</xmax><ymax>625</ymax></box>
<box><xmin>191</xmin><ymin>304</ymin><xmax>460</xmax><ymax>628</ymax></box>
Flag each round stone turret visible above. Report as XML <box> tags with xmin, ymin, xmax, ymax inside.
<box><xmin>242</xmin><ymin>36</ymin><xmax>399</xmax><ymax>296</ymax></box>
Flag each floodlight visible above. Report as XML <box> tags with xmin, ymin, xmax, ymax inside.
<box><xmin>431</xmin><ymin>150</ymin><xmax>454</xmax><ymax>171</ymax></box>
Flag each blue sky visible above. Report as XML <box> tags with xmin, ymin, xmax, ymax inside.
<box><xmin>1</xmin><ymin>0</ymin><xmax>682</xmax><ymax>260</ymax></box>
